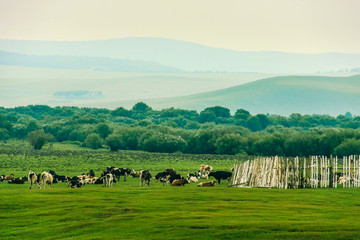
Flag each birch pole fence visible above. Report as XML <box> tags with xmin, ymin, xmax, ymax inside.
<box><xmin>232</xmin><ymin>155</ymin><xmax>360</xmax><ymax>189</ymax></box>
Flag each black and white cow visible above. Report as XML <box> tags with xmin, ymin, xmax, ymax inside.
<box><xmin>102</xmin><ymin>173</ymin><xmax>114</xmax><ymax>187</ymax></box>
<box><xmin>68</xmin><ymin>176</ymin><xmax>82</xmax><ymax>188</ymax></box>
<box><xmin>140</xmin><ymin>170</ymin><xmax>152</xmax><ymax>186</ymax></box>
<box><xmin>28</xmin><ymin>170</ymin><xmax>39</xmax><ymax>189</ymax></box>
<box><xmin>8</xmin><ymin>177</ymin><xmax>26</xmax><ymax>184</ymax></box>
<box><xmin>208</xmin><ymin>171</ymin><xmax>233</xmax><ymax>185</ymax></box>
<box><xmin>105</xmin><ymin>167</ymin><xmax>131</xmax><ymax>182</ymax></box>
<box><xmin>154</xmin><ymin>171</ymin><xmax>182</xmax><ymax>186</ymax></box>
<box><xmin>49</xmin><ymin>170</ymin><xmax>68</xmax><ymax>183</ymax></box>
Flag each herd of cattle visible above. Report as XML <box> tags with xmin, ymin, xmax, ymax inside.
<box><xmin>0</xmin><ymin>164</ymin><xmax>233</xmax><ymax>189</ymax></box>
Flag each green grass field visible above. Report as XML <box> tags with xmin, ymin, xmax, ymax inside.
<box><xmin>1</xmin><ymin>142</ymin><xmax>360</xmax><ymax>239</ymax></box>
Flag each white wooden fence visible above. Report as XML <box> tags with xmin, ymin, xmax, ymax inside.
<box><xmin>231</xmin><ymin>155</ymin><xmax>360</xmax><ymax>188</ymax></box>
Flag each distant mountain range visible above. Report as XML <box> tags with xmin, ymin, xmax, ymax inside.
<box><xmin>0</xmin><ymin>38</ymin><xmax>360</xmax><ymax>73</ymax></box>
<box><xmin>0</xmin><ymin>50</ymin><xmax>183</xmax><ymax>73</ymax></box>
<box><xmin>115</xmin><ymin>74</ymin><xmax>360</xmax><ymax>116</ymax></box>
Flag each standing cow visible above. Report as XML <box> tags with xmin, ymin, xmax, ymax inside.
<box><xmin>28</xmin><ymin>170</ymin><xmax>38</xmax><ymax>189</ymax></box>
<box><xmin>38</xmin><ymin>172</ymin><xmax>53</xmax><ymax>189</ymax></box>
<box><xmin>140</xmin><ymin>170</ymin><xmax>152</xmax><ymax>186</ymax></box>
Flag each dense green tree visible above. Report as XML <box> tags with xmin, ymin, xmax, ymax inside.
<box><xmin>111</xmin><ymin>107</ymin><xmax>131</xmax><ymax>117</ymax></box>
<box><xmin>132</xmin><ymin>102</ymin><xmax>152</xmax><ymax>112</ymax></box>
<box><xmin>27</xmin><ymin>129</ymin><xmax>54</xmax><ymax>150</ymax></box>
<box><xmin>105</xmin><ymin>134</ymin><xmax>124</xmax><ymax>151</ymax></box>
<box><xmin>247</xmin><ymin>116</ymin><xmax>262</xmax><ymax>132</ymax></box>
<box><xmin>139</xmin><ymin>132</ymin><xmax>186</xmax><ymax>153</ymax></box>
<box><xmin>96</xmin><ymin>123</ymin><xmax>112</xmax><ymax>139</ymax></box>
<box><xmin>203</xmin><ymin>106</ymin><xmax>231</xmax><ymax>118</ymax></box>
<box><xmin>333</xmin><ymin>138</ymin><xmax>360</xmax><ymax>157</ymax></box>
<box><xmin>0</xmin><ymin>128</ymin><xmax>9</xmax><ymax>140</ymax></box>
<box><xmin>84</xmin><ymin>133</ymin><xmax>103</xmax><ymax>149</ymax></box>
<box><xmin>199</xmin><ymin>110</ymin><xmax>216</xmax><ymax>123</ymax></box>
<box><xmin>215</xmin><ymin>133</ymin><xmax>245</xmax><ymax>155</ymax></box>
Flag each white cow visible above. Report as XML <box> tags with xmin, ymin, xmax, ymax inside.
<box><xmin>28</xmin><ymin>170</ymin><xmax>38</xmax><ymax>189</ymax></box>
<box><xmin>38</xmin><ymin>172</ymin><xmax>53</xmax><ymax>189</ymax></box>
<box><xmin>103</xmin><ymin>173</ymin><xmax>114</xmax><ymax>187</ymax></box>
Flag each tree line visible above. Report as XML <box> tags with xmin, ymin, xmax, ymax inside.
<box><xmin>1</xmin><ymin>103</ymin><xmax>360</xmax><ymax>157</ymax></box>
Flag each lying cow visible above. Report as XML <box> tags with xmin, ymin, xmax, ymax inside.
<box><xmin>68</xmin><ymin>176</ymin><xmax>82</xmax><ymax>188</ymax></box>
<box><xmin>197</xmin><ymin>180</ymin><xmax>216</xmax><ymax>187</ymax></box>
<box><xmin>154</xmin><ymin>171</ymin><xmax>182</xmax><ymax>186</ymax></box>
<box><xmin>208</xmin><ymin>171</ymin><xmax>233</xmax><ymax>185</ymax></box>
<box><xmin>8</xmin><ymin>177</ymin><xmax>26</xmax><ymax>184</ymax></box>
<box><xmin>171</xmin><ymin>179</ymin><xmax>189</xmax><ymax>186</ymax></box>
<box><xmin>1</xmin><ymin>173</ymin><xmax>14</xmax><ymax>181</ymax></box>
<box><xmin>195</xmin><ymin>170</ymin><xmax>210</xmax><ymax>179</ymax></box>
<box><xmin>140</xmin><ymin>170</ymin><xmax>152</xmax><ymax>186</ymax></box>
<box><xmin>187</xmin><ymin>176</ymin><xmax>198</xmax><ymax>183</ymax></box>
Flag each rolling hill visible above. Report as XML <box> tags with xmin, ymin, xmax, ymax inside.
<box><xmin>118</xmin><ymin>74</ymin><xmax>360</xmax><ymax>116</ymax></box>
<box><xmin>0</xmin><ymin>38</ymin><xmax>360</xmax><ymax>73</ymax></box>
<box><xmin>0</xmin><ymin>50</ymin><xmax>183</xmax><ymax>73</ymax></box>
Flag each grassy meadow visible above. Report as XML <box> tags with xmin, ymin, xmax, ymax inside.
<box><xmin>1</xmin><ymin>141</ymin><xmax>360</xmax><ymax>239</ymax></box>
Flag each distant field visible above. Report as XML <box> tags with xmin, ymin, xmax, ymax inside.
<box><xmin>0</xmin><ymin>65</ymin><xmax>275</xmax><ymax>109</ymax></box>
<box><xmin>1</xmin><ymin>143</ymin><xmax>360</xmax><ymax>239</ymax></box>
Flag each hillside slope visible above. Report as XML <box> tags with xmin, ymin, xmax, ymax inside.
<box><xmin>131</xmin><ymin>75</ymin><xmax>360</xmax><ymax>116</ymax></box>
<box><xmin>0</xmin><ymin>50</ymin><xmax>183</xmax><ymax>73</ymax></box>
<box><xmin>0</xmin><ymin>38</ymin><xmax>359</xmax><ymax>73</ymax></box>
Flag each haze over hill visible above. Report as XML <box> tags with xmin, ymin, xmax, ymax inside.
<box><xmin>0</xmin><ymin>50</ymin><xmax>183</xmax><ymax>73</ymax></box>
<box><xmin>110</xmin><ymin>75</ymin><xmax>360</xmax><ymax>116</ymax></box>
<box><xmin>0</xmin><ymin>38</ymin><xmax>360</xmax><ymax>73</ymax></box>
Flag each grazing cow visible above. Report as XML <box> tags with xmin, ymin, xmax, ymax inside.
<box><xmin>164</xmin><ymin>168</ymin><xmax>176</xmax><ymax>174</ymax></box>
<box><xmin>102</xmin><ymin>173</ymin><xmax>114</xmax><ymax>187</ymax></box>
<box><xmin>38</xmin><ymin>172</ymin><xmax>53</xmax><ymax>189</ymax></box>
<box><xmin>28</xmin><ymin>170</ymin><xmax>38</xmax><ymax>189</ymax></box>
<box><xmin>338</xmin><ymin>176</ymin><xmax>353</xmax><ymax>185</ymax></box>
<box><xmin>104</xmin><ymin>167</ymin><xmax>131</xmax><ymax>182</ymax></box>
<box><xmin>197</xmin><ymin>180</ymin><xmax>216</xmax><ymax>187</ymax></box>
<box><xmin>171</xmin><ymin>179</ymin><xmax>189</xmax><ymax>186</ymax></box>
<box><xmin>208</xmin><ymin>171</ymin><xmax>233</xmax><ymax>185</ymax></box>
<box><xmin>54</xmin><ymin>175</ymin><xmax>68</xmax><ymax>182</ymax></box>
<box><xmin>68</xmin><ymin>176</ymin><xmax>82</xmax><ymax>188</ymax></box>
<box><xmin>87</xmin><ymin>169</ymin><xmax>95</xmax><ymax>177</ymax></box>
<box><xmin>130</xmin><ymin>170</ymin><xmax>141</xmax><ymax>178</ymax></box>
<box><xmin>49</xmin><ymin>170</ymin><xmax>68</xmax><ymax>183</ymax></box>
<box><xmin>140</xmin><ymin>170</ymin><xmax>152</xmax><ymax>186</ymax></box>
<box><xmin>8</xmin><ymin>177</ymin><xmax>26</xmax><ymax>184</ymax></box>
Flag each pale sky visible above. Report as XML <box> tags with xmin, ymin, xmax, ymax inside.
<box><xmin>0</xmin><ymin>0</ymin><xmax>359</xmax><ymax>53</ymax></box>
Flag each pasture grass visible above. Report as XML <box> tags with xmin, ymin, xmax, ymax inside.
<box><xmin>1</xmin><ymin>183</ymin><xmax>360</xmax><ymax>240</ymax></box>
<box><xmin>1</xmin><ymin>142</ymin><xmax>360</xmax><ymax>239</ymax></box>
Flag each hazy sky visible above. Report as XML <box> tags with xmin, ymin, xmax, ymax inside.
<box><xmin>1</xmin><ymin>0</ymin><xmax>359</xmax><ymax>53</ymax></box>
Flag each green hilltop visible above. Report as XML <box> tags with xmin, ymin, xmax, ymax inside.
<box><xmin>132</xmin><ymin>74</ymin><xmax>360</xmax><ymax>116</ymax></box>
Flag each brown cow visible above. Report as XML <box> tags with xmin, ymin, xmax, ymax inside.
<box><xmin>2</xmin><ymin>173</ymin><xmax>14</xmax><ymax>181</ymax></box>
<box><xmin>197</xmin><ymin>180</ymin><xmax>216</xmax><ymax>187</ymax></box>
<box><xmin>171</xmin><ymin>179</ymin><xmax>189</xmax><ymax>186</ymax></box>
